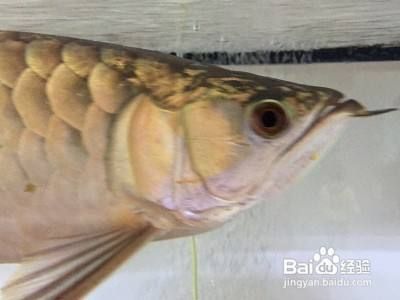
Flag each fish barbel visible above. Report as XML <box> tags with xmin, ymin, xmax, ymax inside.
<box><xmin>0</xmin><ymin>31</ymin><xmax>395</xmax><ymax>299</ymax></box>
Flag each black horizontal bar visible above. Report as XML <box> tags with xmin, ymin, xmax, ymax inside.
<box><xmin>170</xmin><ymin>44</ymin><xmax>400</xmax><ymax>65</ymax></box>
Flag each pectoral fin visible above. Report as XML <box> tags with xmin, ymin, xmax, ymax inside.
<box><xmin>2</xmin><ymin>226</ymin><xmax>160</xmax><ymax>300</ymax></box>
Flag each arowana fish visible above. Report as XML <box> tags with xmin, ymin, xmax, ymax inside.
<box><xmin>0</xmin><ymin>31</ymin><xmax>395</xmax><ymax>299</ymax></box>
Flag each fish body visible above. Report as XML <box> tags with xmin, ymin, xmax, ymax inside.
<box><xmin>0</xmin><ymin>31</ymin><xmax>395</xmax><ymax>299</ymax></box>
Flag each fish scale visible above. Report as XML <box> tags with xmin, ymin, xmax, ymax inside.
<box><xmin>0</xmin><ymin>33</ymin><xmax>139</xmax><ymax>189</ymax></box>
<box><xmin>0</xmin><ymin>33</ymin><xmax>146</xmax><ymax>266</ymax></box>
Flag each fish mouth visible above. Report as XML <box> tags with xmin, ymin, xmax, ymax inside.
<box><xmin>301</xmin><ymin>97</ymin><xmax>397</xmax><ymax>140</ymax></box>
<box><xmin>278</xmin><ymin>98</ymin><xmax>397</xmax><ymax>160</ymax></box>
<box><xmin>324</xmin><ymin>98</ymin><xmax>397</xmax><ymax>118</ymax></box>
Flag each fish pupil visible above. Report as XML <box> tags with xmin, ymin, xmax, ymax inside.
<box><xmin>261</xmin><ymin>110</ymin><xmax>278</xmax><ymax>128</ymax></box>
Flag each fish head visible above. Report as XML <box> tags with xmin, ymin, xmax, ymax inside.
<box><xmin>176</xmin><ymin>69</ymin><xmax>396</xmax><ymax>223</ymax></box>
<box><xmin>124</xmin><ymin>64</ymin><xmax>396</xmax><ymax>226</ymax></box>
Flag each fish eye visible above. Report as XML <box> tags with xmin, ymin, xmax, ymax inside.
<box><xmin>250</xmin><ymin>100</ymin><xmax>289</xmax><ymax>138</ymax></box>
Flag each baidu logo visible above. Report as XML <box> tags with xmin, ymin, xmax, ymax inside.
<box><xmin>283</xmin><ymin>246</ymin><xmax>370</xmax><ymax>276</ymax></box>
<box><xmin>313</xmin><ymin>246</ymin><xmax>340</xmax><ymax>274</ymax></box>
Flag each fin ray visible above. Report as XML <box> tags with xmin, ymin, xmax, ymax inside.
<box><xmin>2</xmin><ymin>226</ymin><xmax>159</xmax><ymax>300</ymax></box>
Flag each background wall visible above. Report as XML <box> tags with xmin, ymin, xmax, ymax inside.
<box><xmin>0</xmin><ymin>1</ymin><xmax>399</xmax><ymax>300</ymax></box>
<box><xmin>1</xmin><ymin>0</ymin><xmax>400</xmax><ymax>53</ymax></box>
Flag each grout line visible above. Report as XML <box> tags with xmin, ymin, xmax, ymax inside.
<box><xmin>169</xmin><ymin>44</ymin><xmax>400</xmax><ymax>65</ymax></box>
